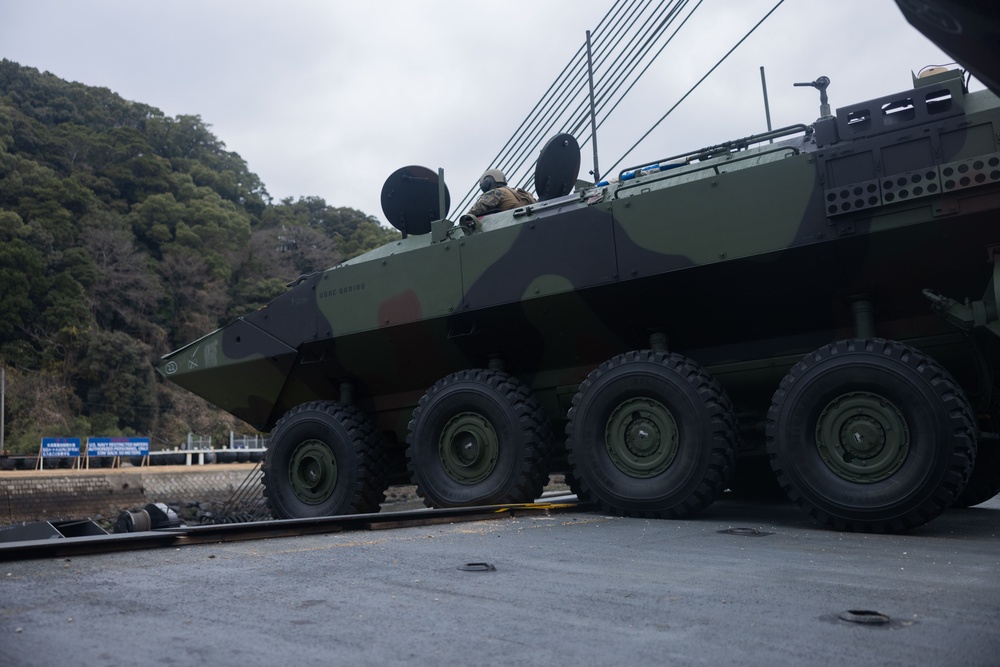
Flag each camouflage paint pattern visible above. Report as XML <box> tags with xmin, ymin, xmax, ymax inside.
<box><xmin>159</xmin><ymin>70</ymin><xmax>1000</xmax><ymax>470</ymax></box>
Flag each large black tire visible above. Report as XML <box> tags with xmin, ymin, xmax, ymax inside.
<box><xmin>406</xmin><ymin>369</ymin><xmax>552</xmax><ymax>507</ymax></box>
<box><xmin>262</xmin><ymin>401</ymin><xmax>387</xmax><ymax>519</ymax></box>
<box><xmin>766</xmin><ymin>339</ymin><xmax>976</xmax><ymax>532</ymax></box>
<box><xmin>954</xmin><ymin>440</ymin><xmax>1000</xmax><ymax>507</ymax></box>
<box><xmin>565</xmin><ymin>350</ymin><xmax>738</xmax><ymax>519</ymax></box>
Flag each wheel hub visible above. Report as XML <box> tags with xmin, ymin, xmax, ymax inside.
<box><xmin>840</xmin><ymin>415</ymin><xmax>885</xmax><ymax>459</ymax></box>
<box><xmin>439</xmin><ymin>412</ymin><xmax>499</xmax><ymax>485</ymax></box>
<box><xmin>815</xmin><ymin>391</ymin><xmax>909</xmax><ymax>483</ymax></box>
<box><xmin>625</xmin><ymin>416</ymin><xmax>660</xmax><ymax>454</ymax></box>
<box><xmin>288</xmin><ymin>439</ymin><xmax>338</xmax><ymax>504</ymax></box>
<box><xmin>605</xmin><ymin>397</ymin><xmax>678</xmax><ymax>478</ymax></box>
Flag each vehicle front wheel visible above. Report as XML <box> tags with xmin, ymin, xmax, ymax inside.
<box><xmin>262</xmin><ymin>401</ymin><xmax>387</xmax><ymax>519</ymax></box>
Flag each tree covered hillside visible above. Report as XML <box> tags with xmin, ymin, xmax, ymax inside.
<box><xmin>0</xmin><ymin>60</ymin><xmax>399</xmax><ymax>453</ymax></box>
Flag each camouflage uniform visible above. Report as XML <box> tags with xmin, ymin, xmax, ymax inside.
<box><xmin>468</xmin><ymin>186</ymin><xmax>536</xmax><ymax>217</ymax></box>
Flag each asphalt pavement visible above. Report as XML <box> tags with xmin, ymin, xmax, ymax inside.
<box><xmin>1</xmin><ymin>493</ymin><xmax>997</xmax><ymax>666</ymax></box>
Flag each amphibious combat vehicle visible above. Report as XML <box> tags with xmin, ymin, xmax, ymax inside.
<box><xmin>158</xmin><ymin>6</ymin><xmax>1000</xmax><ymax>533</ymax></box>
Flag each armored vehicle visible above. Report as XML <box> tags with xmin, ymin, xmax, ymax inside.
<box><xmin>158</xmin><ymin>10</ymin><xmax>1000</xmax><ymax>533</ymax></box>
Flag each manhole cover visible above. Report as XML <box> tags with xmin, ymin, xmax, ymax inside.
<box><xmin>838</xmin><ymin>610</ymin><xmax>891</xmax><ymax>625</ymax></box>
<box><xmin>458</xmin><ymin>562</ymin><xmax>496</xmax><ymax>572</ymax></box>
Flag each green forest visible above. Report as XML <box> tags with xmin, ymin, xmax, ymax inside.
<box><xmin>0</xmin><ymin>60</ymin><xmax>399</xmax><ymax>454</ymax></box>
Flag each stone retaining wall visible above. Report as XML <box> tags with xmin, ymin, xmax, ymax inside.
<box><xmin>0</xmin><ymin>465</ymin><xmax>262</xmax><ymax>524</ymax></box>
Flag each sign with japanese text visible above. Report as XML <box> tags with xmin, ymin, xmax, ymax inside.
<box><xmin>40</xmin><ymin>438</ymin><xmax>82</xmax><ymax>457</ymax></box>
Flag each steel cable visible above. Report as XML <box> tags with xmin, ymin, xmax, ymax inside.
<box><xmin>605</xmin><ymin>0</ymin><xmax>787</xmax><ymax>176</ymax></box>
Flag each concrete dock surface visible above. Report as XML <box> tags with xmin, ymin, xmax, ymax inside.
<box><xmin>1</xmin><ymin>494</ymin><xmax>997</xmax><ymax>666</ymax></box>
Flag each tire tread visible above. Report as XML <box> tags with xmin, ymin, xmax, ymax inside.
<box><xmin>406</xmin><ymin>369</ymin><xmax>553</xmax><ymax>507</ymax></box>
<box><xmin>261</xmin><ymin>401</ymin><xmax>387</xmax><ymax>518</ymax></box>
<box><xmin>566</xmin><ymin>350</ymin><xmax>739</xmax><ymax>520</ymax></box>
<box><xmin>765</xmin><ymin>338</ymin><xmax>975</xmax><ymax>533</ymax></box>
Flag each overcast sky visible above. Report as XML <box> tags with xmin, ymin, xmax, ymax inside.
<box><xmin>0</xmin><ymin>0</ymin><xmax>976</xmax><ymax>227</ymax></box>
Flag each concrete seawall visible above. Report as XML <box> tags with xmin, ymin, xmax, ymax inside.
<box><xmin>0</xmin><ymin>464</ymin><xmax>261</xmax><ymax>524</ymax></box>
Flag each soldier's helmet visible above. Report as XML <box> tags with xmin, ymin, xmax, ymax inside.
<box><xmin>480</xmin><ymin>168</ymin><xmax>507</xmax><ymax>192</ymax></box>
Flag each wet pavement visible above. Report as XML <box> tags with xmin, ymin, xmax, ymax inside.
<box><xmin>1</xmin><ymin>494</ymin><xmax>997</xmax><ymax>666</ymax></box>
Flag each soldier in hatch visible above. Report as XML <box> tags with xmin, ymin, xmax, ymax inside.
<box><xmin>467</xmin><ymin>169</ymin><xmax>536</xmax><ymax>217</ymax></box>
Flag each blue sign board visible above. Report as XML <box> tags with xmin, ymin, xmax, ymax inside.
<box><xmin>87</xmin><ymin>437</ymin><xmax>150</xmax><ymax>457</ymax></box>
<box><xmin>40</xmin><ymin>438</ymin><xmax>82</xmax><ymax>457</ymax></box>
